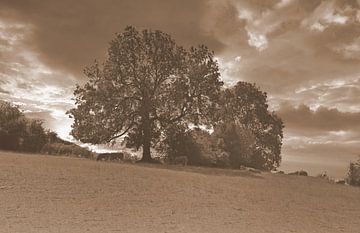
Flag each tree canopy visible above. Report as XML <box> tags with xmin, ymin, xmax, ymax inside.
<box><xmin>217</xmin><ymin>82</ymin><xmax>284</xmax><ymax>170</ymax></box>
<box><xmin>68</xmin><ymin>26</ymin><xmax>223</xmax><ymax>162</ymax></box>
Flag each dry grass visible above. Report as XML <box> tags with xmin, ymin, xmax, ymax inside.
<box><xmin>0</xmin><ymin>150</ymin><xmax>359</xmax><ymax>233</ymax></box>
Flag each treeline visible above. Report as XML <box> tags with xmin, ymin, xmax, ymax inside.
<box><xmin>0</xmin><ymin>100</ymin><xmax>93</xmax><ymax>158</ymax></box>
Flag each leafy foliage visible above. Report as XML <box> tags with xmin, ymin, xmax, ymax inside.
<box><xmin>0</xmin><ymin>100</ymin><xmax>27</xmax><ymax>150</ymax></box>
<box><xmin>217</xmin><ymin>82</ymin><xmax>284</xmax><ymax>170</ymax></box>
<box><xmin>68</xmin><ymin>26</ymin><xmax>223</xmax><ymax>161</ymax></box>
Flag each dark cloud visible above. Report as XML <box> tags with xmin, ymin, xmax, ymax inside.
<box><xmin>0</xmin><ymin>86</ymin><xmax>10</xmax><ymax>94</ymax></box>
<box><xmin>278</xmin><ymin>103</ymin><xmax>360</xmax><ymax>133</ymax></box>
<box><xmin>201</xmin><ymin>1</ymin><xmax>248</xmax><ymax>48</ymax></box>
<box><xmin>219</xmin><ymin>0</ymin><xmax>360</xmax><ymax>100</ymax></box>
<box><xmin>0</xmin><ymin>0</ymin><xmax>226</xmax><ymax>77</ymax></box>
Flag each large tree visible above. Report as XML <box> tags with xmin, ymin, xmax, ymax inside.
<box><xmin>218</xmin><ymin>82</ymin><xmax>284</xmax><ymax>170</ymax></box>
<box><xmin>68</xmin><ymin>26</ymin><xmax>223</xmax><ymax>162</ymax></box>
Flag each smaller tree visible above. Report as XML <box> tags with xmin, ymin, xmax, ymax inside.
<box><xmin>218</xmin><ymin>81</ymin><xmax>284</xmax><ymax>170</ymax></box>
<box><xmin>347</xmin><ymin>157</ymin><xmax>360</xmax><ymax>186</ymax></box>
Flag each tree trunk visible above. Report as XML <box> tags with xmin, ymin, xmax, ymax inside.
<box><xmin>140</xmin><ymin>111</ymin><xmax>153</xmax><ymax>162</ymax></box>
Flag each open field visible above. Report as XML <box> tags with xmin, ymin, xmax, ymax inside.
<box><xmin>0</xmin><ymin>151</ymin><xmax>359</xmax><ymax>233</ymax></box>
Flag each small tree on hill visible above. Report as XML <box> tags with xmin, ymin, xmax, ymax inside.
<box><xmin>68</xmin><ymin>26</ymin><xmax>223</xmax><ymax>162</ymax></box>
<box><xmin>217</xmin><ymin>82</ymin><xmax>284</xmax><ymax>170</ymax></box>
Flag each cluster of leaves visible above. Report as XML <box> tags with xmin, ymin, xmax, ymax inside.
<box><xmin>347</xmin><ymin>157</ymin><xmax>360</xmax><ymax>186</ymax></box>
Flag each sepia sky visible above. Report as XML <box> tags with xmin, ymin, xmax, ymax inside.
<box><xmin>1</xmin><ymin>0</ymin><xmax>360</xmax><ymax>176</ymax></box>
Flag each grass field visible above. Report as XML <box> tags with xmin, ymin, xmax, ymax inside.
<box><xmin>0</xmin><ymin>151</ymin><xmax>359</xmax><ymax>233</ymax></box>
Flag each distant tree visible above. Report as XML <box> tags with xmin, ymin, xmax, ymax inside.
<box><xmin>0</xmin><ymin>101</ymin><xmax>27</xmax><ymax>150</ymax></box>
<box><xmin>218</xmin><ymin>82</ymin><xmax>284</xmax><ymax>170</ymax></box>
<box><xmin>68</xmin><ymin>26</ymin><xmax>223</xmax><ymax>162</ymax></box>
<box><xmin>22</xmin><ymin>119</ymin><xmax>47</xmax><ymax>152</ymax></box>
<box><xmin>347</xmin><ymin>157</ymin><xmax>360</xmax><ymax>186</ymax></box>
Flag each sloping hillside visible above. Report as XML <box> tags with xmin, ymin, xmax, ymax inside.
<box><xmin>0</xmin><ymin>151</ymin><xmax>359</xmax><ymax>233</ymax></box>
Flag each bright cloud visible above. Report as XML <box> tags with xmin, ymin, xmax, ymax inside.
<box><xmin>247</xmin><ymin>31</ymin><xmax>268</xmax><ymax>51</ymax></box>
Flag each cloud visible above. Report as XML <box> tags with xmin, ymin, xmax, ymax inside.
<box><xmin>292</xmin><ymin>78</ymin><xmax>360</xmax><ymax>111</ymax></box>
<box><xmin>334</xmin><ymin>36</ymin><xmax>360</xmax><ymax>60</ymax></box>
<box><xmin>0</xmin><ymin>87</ymin><xmax>10</xmax><ymax>94</ymax></box>
<box><xmin>278</xmin><ymin>103</ymin><xmax>360</xmax><ymax>133</ymax></box>
<box><xmin>24</xmin><ymin>109</ymin><xmax>73</xmax><ymax>140</ymax></box>
<box><xmin>0</xmin><ymin>17</ymin><xmax>75</xmax><ymax>139</ymax></box>
<box><xmin>277</xmin><ymin>102</ymin><xmax>360</xmax><ymax>177</ymax></box>
<box><xmin>247</xmin><ymin>31</ymin><xmax>268</xmax><ymax>50</ymax></box>
<box><xmin>0</xmin><ymin>0</ymin><xmax>226</xmax><ymax>78</ymax></box>
<box><xmin>281</xmin><ymin>141</ymin><xmax>359</xmax><ymax>178</ymax></box>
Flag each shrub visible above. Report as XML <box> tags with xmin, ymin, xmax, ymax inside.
<box><xmin>346</xmin><ymin>157</ymin><xmax>360</xmax><ymax>186</ymax></box>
